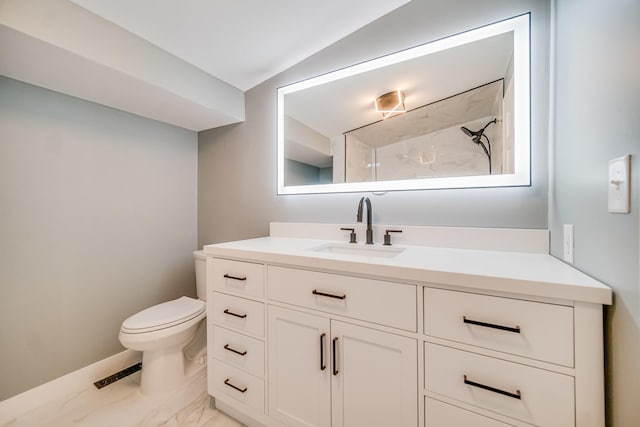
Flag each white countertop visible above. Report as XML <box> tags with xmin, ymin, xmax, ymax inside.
<box><xmin>204</xmin><ymin>236</ymin><xmax>612</xmax><ymax>305</ymax></box>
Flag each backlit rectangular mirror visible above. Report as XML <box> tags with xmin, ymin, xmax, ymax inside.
<box><xmin>277</xmin><ymin>14</ymin><xmax>530</xmax><ymax>195</ymax></box>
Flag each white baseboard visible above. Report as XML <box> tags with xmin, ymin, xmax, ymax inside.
<box><xmin>0</xmin><ymin>350</ymin><xmax>141</xmax><ymax>422</ymax></box>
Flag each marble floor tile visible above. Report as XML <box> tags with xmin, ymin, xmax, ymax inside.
<box><xmin>1</xmin><ymin>368</ymin><xmax>243</xmax><ymax>427</ymax></box>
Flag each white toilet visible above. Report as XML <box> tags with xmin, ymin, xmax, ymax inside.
<box><xmin>119</xmin><ymin>250</ymin><xmax>208</xmax><ymax>395</ymax></box>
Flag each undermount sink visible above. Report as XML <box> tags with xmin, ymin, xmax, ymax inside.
<box><xmin>311</xmin><ymin>243</ymin><xmax>405</xmax><ymax>259</ymax></box>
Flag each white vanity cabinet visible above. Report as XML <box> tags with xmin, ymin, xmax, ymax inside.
<box><xmin>422</xmin><ymin>287</ymin><xmax>603</xmax><ymax>427</ymax></box>
<box><xmin>330</xmin><ymin>320</ymin><xmax>417</xmax><ymax>427</ymax></box>
<box><xmin>207</xmin><ymin>258</ymin><xmax>268</xmax><ymax>419</ymax></box>
<box><xmin>267</xmin><ymin>266</ymin><xmax>417</xmax><ymax>332</ymax></box>
<box><xmin>204</xmin><ymin>231</ymin><xmax>609</xmax><ymax>427</ymax></box>
<box><xmin>267</xmin><ymin>307</ymin><xmax>331</xmax><ymax>427</ymax></box>
<box><xmin>267</xmin><ymin>305</ymin><xmax>417</xmax><ymax>427</ymax></box>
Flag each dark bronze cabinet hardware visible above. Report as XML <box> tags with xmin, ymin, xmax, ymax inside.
<box><xmin>312</xmin><ymin>289</ymin><xmax>346</xmax><ymax>300</ymax></box>
<box><xmin>464</xmin><ymin>375</ymin><xmax>521</xmax><ymax>400</ymax></box>
<box><xmin>224</xmin><ymin>378</ymin><xmax>247</xmax><ymax>393</ymax></box>
<box><xmin>320</xmin><ymin>333</ymin><xmax>326</xmax><ymax>371</ymax></box>
<box><xmin>223</xmin><ymin>309</ymin><xmax>247</xmax><ymax>319</ymax></box>
<box><xmin>224</xmin><ymin>344</ymin><xmax>247</xmax><ymax>356</ymax></box>
<box><xmin>332</xmin><ymin>337</ymin><xmax>339</xmax><ymax>376</ymax></box>
<box><xmin>223</xmin><ymin>274</ymin><xmax>247</xmax><ymax>281</ymax></box>
<box><xmin>463</xmin><ymin>316</ymin><xmax>520</xmax><ymax>333</ymax></box>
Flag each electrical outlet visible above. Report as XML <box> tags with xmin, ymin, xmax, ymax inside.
<box><xmin>563</xmin><ymin>224</ymin><xmax>574</xmax><ymax>264</ymax></box>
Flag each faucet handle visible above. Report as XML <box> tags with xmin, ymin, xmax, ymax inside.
<box><xmin>340</xmin><ymin>227</ymin><xmax>357</xmax><ymax>244</ymax></box>
<box><xmin>383</xmin><ymin>229</ymin><xmax>402</xmax><ymax>246</ymax></box>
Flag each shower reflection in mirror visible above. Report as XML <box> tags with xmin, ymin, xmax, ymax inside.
<box><xmin>336</xmin><ymin>79</ymin><xmax>513</xmax><ymax>183</ymax></box>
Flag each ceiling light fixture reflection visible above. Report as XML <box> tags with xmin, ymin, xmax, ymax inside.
<box><xmin>375</xmin><ymin>90</ymin><xmax>406</xmax><ymax>119</ymax></box>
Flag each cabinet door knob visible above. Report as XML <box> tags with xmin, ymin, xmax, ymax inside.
<box><xmin>223</xmin><ymin>274</ymin><xmax>247</xmax><ymax>281</ymax></box>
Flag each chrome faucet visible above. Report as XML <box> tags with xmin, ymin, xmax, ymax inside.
<box><xmin>356</xmin><ymin>197</ymin><xmax>373</xmax><ymax>244</ymax></box>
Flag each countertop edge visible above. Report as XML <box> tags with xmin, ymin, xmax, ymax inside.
<box><xmin>204</xmin><ymin>242</ymin><xmax>612</xmax><ymax>306</ymax></box>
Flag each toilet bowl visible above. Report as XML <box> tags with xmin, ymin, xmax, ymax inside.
<box><xmin>119</xmin><ymin>250</ymin><xmax>208</xmax><ymax>395</ymax></box>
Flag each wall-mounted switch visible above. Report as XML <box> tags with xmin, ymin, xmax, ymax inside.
<box><xmin>608</xmin><ymin>155</ymin><xmax>630</xmax><ymax>213</ymax></box>
<box><xmin>563</xmin><ymin>224</ymin><xmax>574</xmax><ymax>264</ymax></box>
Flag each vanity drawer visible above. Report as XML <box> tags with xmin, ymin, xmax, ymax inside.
<box><xmin>424</xmin><ymin>287</ymin><xmax>574</xmax><ymax>367</ymax></box>
<box><xmin>267</xmin><ymin>266</ymin><xmax>416</xmax><ymax>331</ymax></box>
<box><xmin>211</xmin><ymin>325</ymin><xmax>265</xmax><ymax>377</ymax></box>
<box><xmin>424</xmin><ymin>343</ymin><xmax>574</xmax><ymax>427</ymax></box>
<box><xmin>425</xmin><ymin>398</ymin><xmax>515</xmax><ymax>427</ymax></box>
<box><xmin>210</xmin><ymin>359</ymin><xmax>265</xmax><ymax>413</ymax></box>
<box><xmin>211</xmin><ymin>293</ymin><xmax>264</xmax><ymax>338</ymax></box>
<box><xmin>210</xmin><ymin>258</ymin><xmax>264</xmax><ymax>299</ymax></box>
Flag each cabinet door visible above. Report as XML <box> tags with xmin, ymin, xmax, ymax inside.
<box><xmin>268</xmin><ymin>306</ymin><xmax>331</xmax><ymax>427</ymax></box>
<box><xmin>331</xmin><ymin>321</ymin><xmax>418</xmax><ymax>427</ymax></box>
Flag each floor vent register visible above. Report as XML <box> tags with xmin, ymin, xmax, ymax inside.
<box><xmin>93</xmin><ymin>362</ymin><xmax>142</xmax><ymax>389</ymax></box>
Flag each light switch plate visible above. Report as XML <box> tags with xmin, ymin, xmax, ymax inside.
<box><xmin>563</xmin><ymin>224</ymin><xmax>574</xmax><ymax>264</ymax></box>
<box><xmin>608</xmin><ymin>155</ymin><xmax>630</xmax><ymax>213</ymax></box>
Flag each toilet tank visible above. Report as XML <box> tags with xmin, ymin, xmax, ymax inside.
<box><xmin>193</xmin><ymin>250</ymin><xmax>207</xmax><ymax>301</ymax></box>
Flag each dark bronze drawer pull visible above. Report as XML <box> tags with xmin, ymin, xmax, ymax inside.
<box><xmin>463</xmin><ymin>316</ymin><xmax>520</xmax><ymax>334</ymax></box>
<box><xmin>224</xmin><ymin>344</ymin><xmax>247</xmax><ymax>356</ymax></box>
<box><xmin>464</xmin><ymin>375</ymin><xmax>521</xmax><ymax>400</ymax></box>
<box><xmin>332</xmin><ymin>337</ymin><xmax>339</xmax><ymax>376</ymax></box>
<box><xmin>223</xmin><ymin>309</ymin><xmax>247</xmax><ymax>319</ymax></box>
<box><xmin>223</xmin><ymin>274</ymin><xmax>247</xmax><ymax>281</ymax></box>
<box><xmin>312</xmin><ymin>289</ymin><xmax>346</xmax><ymax>300</ymax></box>
<box><xmin>320</xmin><ymin>333</ymin><xmax>326</xmax><ymax>371</ymax></box>
<box><xmin>224</xmin><ymin>378</ymin><xmax>247</xmax><ymax>393</ymax></box>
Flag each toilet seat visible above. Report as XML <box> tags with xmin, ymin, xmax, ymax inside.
<box><xmin>121</xmin><ymin>296</ymin><xmax>205</xmax><ymax>334</ymax></box>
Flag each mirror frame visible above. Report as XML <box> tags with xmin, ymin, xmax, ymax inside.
<box><xmin>277</xmin><ymin>14</ymin><xmax>530</xmax><ymax>195</ymax></box>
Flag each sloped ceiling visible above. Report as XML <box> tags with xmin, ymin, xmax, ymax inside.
<box><xmin>71</xmin><ymin>0</ymin><xmax>413</xmax><ymax>92</ymax></box>
<box><xmin>0</xmin><ymin>0</ymin><xmax>411</xmax><ymax>131</ymax></box>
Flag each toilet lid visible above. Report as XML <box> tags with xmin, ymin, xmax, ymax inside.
<box><xmin>122</xmin><ymin>296</ymin><xmax>205</xmax><ymax>333</ymax></box>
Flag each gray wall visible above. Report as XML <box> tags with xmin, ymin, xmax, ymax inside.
<box><xmin>198</xmin><ymin>0</ymin><xmax>550</xmax><ymax>247</ymax></box>
<box><xmin>0</xmin><ymin>76</ymin><xmax>198</xmax><ymax>400</ymax></box>
<box><xmin>550</xmin><ymin>1</ymin><xmax>640</xmax><ymax>425</ymax></box>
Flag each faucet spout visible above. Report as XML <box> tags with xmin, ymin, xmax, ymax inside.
<box><xmin>356</xmin><ymin>197</ymin><xmax>373</xmax><ymax>244</ymax></box>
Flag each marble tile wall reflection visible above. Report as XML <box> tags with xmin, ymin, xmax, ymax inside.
<box><xmin>345</xmin><ymin>135</ymin><xmax>375</xmax><ymax>183</ymax></box>
<box><xmin>342</xmin><ymin>80</ymin><xmax>514</xmax><ymax>182</ymax></box>
<box><xmin>375</xmin><ymin>116</ymin><xmax>496</xmax><ymax>180</ymax></box>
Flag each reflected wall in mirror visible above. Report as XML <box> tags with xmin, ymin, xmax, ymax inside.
<box><xmin>278</xmin><ymin>14</ymin><xmax>530</xmax><ymax>194</ymax></box>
